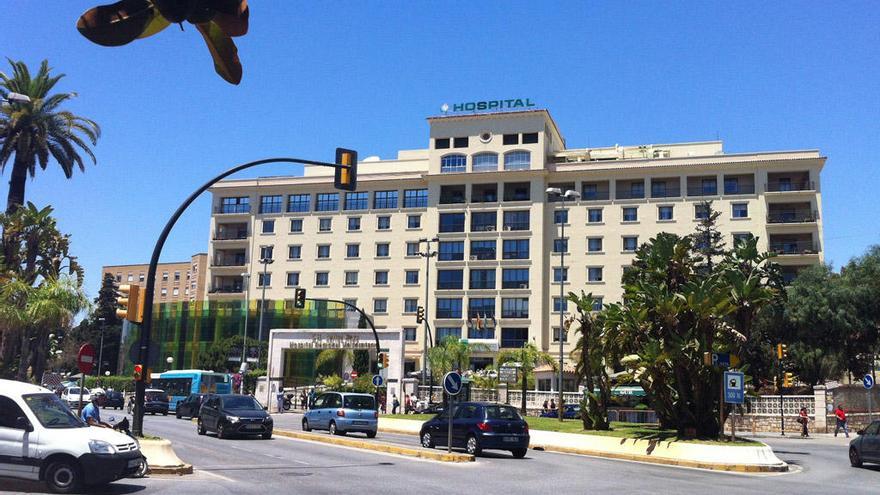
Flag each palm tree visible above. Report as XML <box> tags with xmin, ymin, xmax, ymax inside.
<box><xmin>497</xmin><ymin>341</ymin><xmax>555</xmax><ymax>413</ymax></box>
<box><xmin>1</xmin><ymin>59</ymin><xmax>100</xmax><ymax>214</ymax></box>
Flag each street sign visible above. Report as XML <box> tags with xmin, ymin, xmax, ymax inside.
<box><xmin>77</xmin><ymin>344</ymin><xmax>96</xmax><ymax>374</ymax></box>
<box><xmin>443</xmin><ymin>372</ymin><xmax>463</xmax><ymax>396</ymax></box>
<box><xmin>372</xmin><ymin>375</ymin><xmax>384</xmax><ymax>387</ymax></box>
<box><xmin>864</xmin><ymin>374</ymin><xmax>875</xmax><ymax>390</ymax></box>
<box><xmin>351</xmin><ymin>370</ymin><xmax>359</xmax><ymax>380</ymax></box>
<box><xmin>724</xmin><ymin>371</ymin><xmax>745</xmax><ymax>404</ymax></box>
<box><xmin>499</xmin><ymin>366</ymin><xmax>517</xmax><ymax>382</ymax></box>
<box><xmin>705</xmin><ymin>352</ymin><xmax>741</xmax><ymax>368</ymax></box>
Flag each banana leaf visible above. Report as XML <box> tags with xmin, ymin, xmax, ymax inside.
<box><xmin>213</xmin><ymin>0</ymin><xmax>249</xmax><ymax>37</ymax></box>
<box><xmin>76</xmin><ymin>0</ymin><xmax>155</xmax><ymax>46</ymax></box>
<box><xmin>196</xmin><ymin>21</ymin><xmax>242</xmax><ymax>84</ymax></box>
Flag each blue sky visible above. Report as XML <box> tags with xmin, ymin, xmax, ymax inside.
<box><xmin>3</xmin><ymin>1</ymin><xmax>879</xmax><ymax>302</ymax></box>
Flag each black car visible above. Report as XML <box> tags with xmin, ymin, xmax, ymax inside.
<box><xmin>197</xmin><ymin>394</ymin><xmax>273</xmax><ymax>439</ymax></box>
<box><xmin>419</xmin><ymin>402</ymin><xmax>529</xmax><ymax>457</ymax></box>
<box><xmin>104</xmin><ymin>390</ymin><xmax>125</xmax><ymax>410</ymax></box>
<box><xmin>176</xmin><ymin>393</ymin><xmax>208</xmax><ymax>419</ymax></box>
<box><xmin>144</xmin><ymin>388</ymin><xmax>169</xmax><ymax>415</ymax></box>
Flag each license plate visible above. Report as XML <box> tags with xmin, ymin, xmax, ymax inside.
<box><xmin>244</xmin><ymin>424</ymin><xmax>262</xmax><ymax>430</ymax></box>
<box><xmin>503</xmin><ymin>436</ymin><xmax>518</xmax><ymax>442</ymax></box>
<box><xmin>353</xmin><ymin>421</ymin><xmax>368</xmax><ymax>425</ymax></box>
<box><xmin>127</xmin><ymin>458</ymin><xmax>141</xmax><ymax>468</ymax></box>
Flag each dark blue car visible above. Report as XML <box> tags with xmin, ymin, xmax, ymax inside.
<box><xmin>419</xmin><ymin>402</ymin><xmax>529</xmax><ymax>457</ymax></box>
<box><xmin>539</xmin><ymin>404</ymin><xmax>580</xmax><ymax>419</ymax></box>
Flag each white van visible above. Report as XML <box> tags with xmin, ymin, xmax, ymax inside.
<box><xmin>0</xmin><ymin>379</ymin><xmax>144</xmax><ymax>493</ymax></box>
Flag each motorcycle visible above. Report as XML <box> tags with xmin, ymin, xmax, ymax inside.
<box><xmin>282</xmin><ymin>393</ymin><xmax>294</xmax><ymax>411</ymax></box>
<box><xmin>107</xmin><ymin>416</ymin><xmax>149</xmax><ymax>478</ymax></box>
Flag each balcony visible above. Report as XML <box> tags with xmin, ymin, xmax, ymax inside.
<box><xmin>472</xmin><ymin>184</ymin><xmax>498</xmax><ymax>203</ymax></box>
<box><xmin>767</xmin><ymin>210</ymin><xmax>818</xmax><ymax>224</ymax></box>
<box><xmin>439</xmin><ymin>185</ymin><xmax>467</xmax><ymax>204</ymax></box>
<box><xmin>769</xmin><ymin>240</ymin><xmax>818</xmax><ymax>255</ymax></box>
<box><xmin>211</xmin><ymin>253</ymin><xmax>247</xmax><ymax>267</ymax></box>
<box><xmin>723</xmin><ymin>175</ymin><xmax>756</xmax><ymax>195</ymax></box>
<box><xmin>214</xmin><ymin>204</ymin><xmax>250</xmax><ymax>214</ymax></box>
<box><xmin>209</xmin><ymin>285</ymin><xmax>243</xmax><ymax>294</ymax></box>
<box><xmin>502</xmin><ymin>222</ymin><xmax>529</xmax><ymax>231</ymax></box>
<box><xmin>213</xmin><ymin>225</ymin><xmax>249</xmax><ymax>241</ymax></box>
<box><xmin>766</xmin><ymin>180</ymin><xmax>815</xmax><ymax>192</ymax></box>
<box><xmin>615</xmin><ymin>180</ymin><xmax>645</xmax><ymax>200</ymax></box>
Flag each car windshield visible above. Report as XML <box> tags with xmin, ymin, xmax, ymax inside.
<box><xmin>344</xmin><ymin>395</ymin><xmax>375</xmax><ymax>410</ymax></box>
<box><xmin>222</xmin><ymin>396</ymin><xmax>261</xmax><ymax>410</ymax></box>
<box><xmin>485</xmin><ymin>405</ymin><xmax>522</xmax><ymax>421</ymax></box>
<box><xmin>23</xmin><ymin>393</ymin><xmax>85</xmax><ymax>429</ymax></box>
<box><xmin>66</xmin><ymin>387</ymin><xmax>88</xmax><ymax>395</ymax></box>
<box><xmin>145</xmin><ymin>391</ymin><xmax>167</xmax><ymax>402</ymax></box>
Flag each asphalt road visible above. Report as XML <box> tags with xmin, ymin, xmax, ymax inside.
<box><xmin>4</xmin><ymin>410</ymin><xmax>878</xmax><ymax>495</ymax></box>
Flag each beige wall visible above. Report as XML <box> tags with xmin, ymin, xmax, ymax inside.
<box><xmin>103</xmin><ymin>253</ymin><xmax>207</xmax><ymax>304</ymax></box>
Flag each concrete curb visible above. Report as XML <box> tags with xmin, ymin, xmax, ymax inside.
<box><xmin>273</xmin><ymin>428</ymin><xmax>473</xmax><ymax>463</ymax></box>
<box><xmin>139</xmin><ymin>438</ymin><xmax>193</xmax><ymax>475</ymax></box>
<box><xmin>377</xmin><ymin>418</ymin><xmax>787</xmax><ymax>473</ymax></box>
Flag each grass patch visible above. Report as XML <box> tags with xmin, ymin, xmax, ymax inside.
<box><xmin>382</xmin><ymin>414</ymin><xmax>760</xmax><ymax>446</ymax></box>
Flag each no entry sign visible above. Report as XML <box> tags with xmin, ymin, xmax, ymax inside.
<box><xmin>77</xmin><ymin>344</ymin><xmax>96</xmax><ymax>374</ymax></box>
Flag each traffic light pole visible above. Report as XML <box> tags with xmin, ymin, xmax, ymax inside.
<box><xmin>131</xmin><ymin>156</ymin><xmax>348</xmax><ymax>437</ymax></box>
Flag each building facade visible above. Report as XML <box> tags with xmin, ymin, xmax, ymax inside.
<box><xmin>103</xmin><ymin>253</ymin><xmax>209</xmax><ymax>304</ymax></box>
<box><xmin>206</xmin><ymin>109</ymin><xmax>825</xmax><ymax>374</ymax></box>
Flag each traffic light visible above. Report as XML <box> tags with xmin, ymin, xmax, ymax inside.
<box><xmin>382</xmin><ymin>352</ymin><xmax>389</xmax><ymax>369</ymax></box>
<box><xmin>334</xmin><ymin>148</ymin><xmax>358</xmax><ymax>191</ymax></box>
<box><xmin>777</xmin><ymin>343</ymin><xmax>788</xmax><ymax>360</ymax></box>
<box><xmin>783</xmin><ymin>372</ymin><xmax>794</xmax><ymax>387</ymax></box>
<box><xmin>116</xmin><ymin>284</ymin><xmax>145</xmax><ymax>323</ymax></box>
<box><xmin>416</xmin><ymin>306</ymin><xmax>425</xmax><ymax>324</ymax></box>
<box><xmin>133</xmin><ymin>364</ymin><xmax>143</xmax><ymax>382</ymax></box>
<box><xmin>294</xmin><ymin>288</ymin><xmax>307</xmax><ymax>309</ymax></box>
<box><xmin>145</xmin><ymin>368</ymin><xmax>152</xmax><ymax>384</ymax></box>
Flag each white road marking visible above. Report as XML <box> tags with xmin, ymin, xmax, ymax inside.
<box><xmin>199</xmin><ymin>469</ymin><xmax>236</xmax><ymax>482</ymax></box>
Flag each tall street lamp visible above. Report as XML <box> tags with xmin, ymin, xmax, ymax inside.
<box><xmin>1</xmin><ymin>92</ymin><xmax>31</xmax><ymax>104</ymax></box>
<box><xmin>166</xmin><ymin>356</ymin><xmax>174</xmax><ymax>371</ymax></box>
<box><xmin>419</xmin><ymin>237</ymin><xmax>439</xmax><ymax>400</ymax></box>
<box><xmin>546</xmin><ymin>187</ymin><xmax>580</xmax><ymax>421</ymax></box>
<box><xmin>96</xmin><ymin>317</ymin><xmax>106</xmax><ymax>376</ymax></box>
<box><xmin>239</xmin><ymin>272</ymin><xmax>251</xmax><ymax>394</ymax></box>
<box><xmin>256</xmin><ymin>257</ymin><xmax>274</xmax><ymax>363</ymax></box>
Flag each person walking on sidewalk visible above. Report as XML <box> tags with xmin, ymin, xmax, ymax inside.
<box><xmin>798</xmin><ymin>407</ymin><xmax>810</xmax><ymax>437</ymax></box>
<box><xmin>392</xmin><ymin>394</ymin><xmax>400</xmax><ymax>414</ymax></box>
<box><xmin>834</xmin><ymin>404</ymin><xmax>850</xmax><ymax>438</ymax></box>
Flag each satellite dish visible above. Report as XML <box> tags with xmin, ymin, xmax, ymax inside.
<box><xmin>441</xmin><ymin>103</ymin><xmax>449</xmax><ymax>113</ymax></box>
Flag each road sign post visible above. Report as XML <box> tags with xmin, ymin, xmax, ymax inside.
<box><xmin>77</xmin><ymin>344</ymin><xmax>96</xmax><ymax>416</ymax></box>
<box><xmin>443</xmin><ymin>372</ymin><xmax>462</xmax><ymax>453</ymax></box>
<box><xmin>724</xmin><ymin>371</ymin><xmax>745</xmax><ymax>443</ymax></box>
<box><xmin>865</xmin><ymin>374</ymin><xmax>875</xmax><ymax>423</ymax></box>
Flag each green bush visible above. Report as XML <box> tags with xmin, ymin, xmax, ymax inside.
<box><xmin>84</xmin><ymin>375</ymin><xmax>134</xmax><ymax>393</ymax></box>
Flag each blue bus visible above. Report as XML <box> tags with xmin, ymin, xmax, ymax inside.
<box><xmin>153</xmin><ymin>369</ymin><xmax>232</xmax><ymax>412</ymax></box>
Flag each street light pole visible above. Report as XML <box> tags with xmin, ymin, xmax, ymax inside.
<box><xmin>240</xmin><ymin>272</ymin><xmax>251</xmax><ymax>394</ymax></box>
<box><xmin>419</xmin><ymin>237</ymin><xmax>438</xmax><ymax>402</ymax></box>
<box><xmin>547</xmin><ymin>188</ymin><xmax>580</xmax><ymax>421</ymax></box>
<box><xmin>97</xmin><ymin>317</ymin><xmax>106</xmax><ymax>377</ymax></box>
<box><xmin>257</xmin><ymin>258</ymin><xmax>274</xmax><ymax>362</ymax></box>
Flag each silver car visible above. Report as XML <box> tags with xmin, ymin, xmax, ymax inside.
<box><xmin>302</xmin><ymin>392</ymin><xmax>378</xmax><ymax>437</ymax></box>
<box><xmin>849</xmin><ymin>420</ymin><xmax>880</xmax><ymax>467</ymax></box>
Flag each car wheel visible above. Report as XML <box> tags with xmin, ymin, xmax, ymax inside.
<box><xmin>262</xmin><ymin>432</ymin><xmax>272</xmax><ymax>440</ymax></box>
<box><xmin>366</xmin><ymin>430</ymin><xmax>377</xmax><ymax>439</ymax></box>
<box><xmin>217</xmin><ymin>422</ymin><xmax>227</xmax><ymax>439</ymax></box>
<box><xmin>421</xmin><ymin>431</ymin><xmax>434</xmax><ymax>448</ymax></box>
<box><xmin>45</xmin><ymin>458</ymin><xmax>81</xmax><ymax>494</ymax></box>
<box><xmin>511</xmin><ymin>448</ymin><xmax>527</xmax><ymax>459</ymax></box>
<box><xmin>176</xmin><ymin>410</ymin><xmax>182</xmax><ymax>419</ymax></box>
<box><xmin>850</xmin><ymin>447</ymin><xmax>863</xmax><ymax>467</ymax></box>
<box><xmin>302</xmin><ymin>418</ymin><xmax>311</xmax><ymax>432</ymax></box>
<box><xmin>197</xmin><ymin>418</ymin><xmax>206</xmax><ymax>435</ymax></box>
<box><xmin>465</xmin><ymin>434</ymin><xmax>482</xmax><ymax>456</ymax></box>
<box><xmin>163</xmin><ymin>412</ymin><xmax>168</xmax><ymax>416</ymax></box>
<box><xmin>329</xmin><ymin>421</ymin><xmax>342</xmax><ymax>436</ymax></box>
<box><xmin>132</xmin><ymin>457</ymin><xmax>149</xmax><ymax>478</ymax></box>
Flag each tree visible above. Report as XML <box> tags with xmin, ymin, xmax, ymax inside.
<box><xmin>567</xmin><ymin>291</ymin><xmax>611</xmax><ymax>430</ymax></box>
<box><xmin>497</xmin><ymin>341</ymin><xmax>554</xmax><ymax>413</ymax></box>
<box><xmin>94</xmin><ymin>273</ymin><xmax>121</xmax><ymax>325</ymax></box>
<box><xmin>690</xmin><ymin>200</ymin><xmax>725</xmax><ymax>272</ymax></box>
<box><xmin>196</xmin><ymin>335</ymin><xmax>266</xmax><ymax>372</ymax></box>
<box><xmin>1</xmin><ymin>60</ymin><xmax>100</xmax><ymax>214</ymax></box>
<box><xmin>315</xmin><ymin>349</ymin><xmax>354</xmax><ymax>377</ymax></box>
<box><xmin>427</xmin><ymin>336</ymin><xmax>472</xmax><ymax>379</ymax></box>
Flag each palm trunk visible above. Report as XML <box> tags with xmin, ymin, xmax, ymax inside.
<box><xmin>30</xmin><ymin>329</ymin><xmax>49</xmax><ymax>383</ymax></box>
<box><xmin>6</xmin><ymin>156</ymin><xmax>28</xmax><ymax>214</ymax></box>
<box><xmin>16</xmin><ymin>327</ymin><xmax>33</xmax><ymax>381</ymax></box>
<box><xmin>0</xmin><ymin>326</ymin><xmax>21</xmax><ymax>375</ymax></box>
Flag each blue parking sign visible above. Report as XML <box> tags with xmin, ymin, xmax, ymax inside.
<box><xmin>724</xmin><ymin>371</ymin><xmax>744</xmax><ymax>404</ymax></box>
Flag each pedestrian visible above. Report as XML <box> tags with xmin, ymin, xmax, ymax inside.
<box><xmin>392</xmin><ymin>394</ymin><xmax>400</xmax><ymax>414</ymax></box>
<box><xmin>410</xmin><ymin>393</ymin><xmax>419</xmax><ymax>413</ymax></box>
<box><xmin>549</xmin><ymin>399</ymin><xmax>557</xmax><ymax>412</ymax></box>
<box><xmin>798</xmin><ymin>406</ymin><xmax>809</xmax><ymax>437</ymax></box>
<box><xmin>542</xmin><ymin>399</ymin><xmax>549</xmax><ymax>413</ymax></box>
<box><xmin>81</xmin><ymin>395</ymin><xmax>111</xmax><ymax>428</ymax></box>
<box><xmin>834</xmin><ymin>404</ymin><xmax>849</xmax><ymax>438</ymax></box>
<box><xmin>275</xmin><ymin>386</ymin><xmax>284</xmax><ymax>414</ymax></box>
<box><xmin>308</xmin><ymin>388</ymin><xmax>316</xmax><ymax>410</ymax></box>
<box><xmin>300</xmin><ymin>391</ymin><xmax>307</xmax><ymax>410</ymax></box>
<box><xmin>404</xmin><ymin>394</ymin><xmax>412</xmax><ymax>414</ymax></box>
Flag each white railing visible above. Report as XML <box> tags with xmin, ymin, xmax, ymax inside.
<box><xmin>746</xmin><ymin>395</ymin><xmax>814</xmax><ymax>416</ymax></box>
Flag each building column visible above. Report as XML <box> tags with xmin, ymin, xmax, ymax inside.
<box><xmin>814</xmin><ymin>385</ymin><xmax>827</xmax><ymax>433</ymax></box>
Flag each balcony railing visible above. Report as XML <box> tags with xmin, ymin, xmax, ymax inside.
<box><xmin>766</xmin><ymin>180</ymin><xmax>814</xmax><ymax>192</ymax></box>
<box><xmin>615</xmin><ymin>190</ymin><xmax>645</xmax><ymax>200</ymax></box>
<box><xmin>581</xmin><ymin>190</ymin><xmax>610</xmax><ymax>201</ymax></box>
<box><xmin>723</xmin><ymin>184</ymin><xmax>756</xmax><ymax>195</ymax></box>
<box><xmin>767</xmin><ymin>210</ymin><xmax>818</xmax><ymax>224</ymax></box>
<box><xmin>209</xmin><ymin>286</ymin><xmax>243</xmax><ymax>294</ymax></box>
<box><xmin>211</xmin><ymin>258</ymin><xmax>247</xmax><ymax>267</ymax></box>
<box><xmin>439</xmin><ymin>195</ymin><xmax>466</xmax><ymax>204</ymax></box>
<box><xmin>500</xmin><ymin>337</ymin><xmax>528</xmax><ymax>348</ymax></box>
<box><xmin>501</xmin><ymin>310</ymin><xmax>529</xmax><ymax>319</ymax></box>
<box><xmin>471</xmin><ymin>224</ymin><xmax>497</xmax><ymax>232</ymax></box>
<box><xmin>502</xmin><ymin>222</ymin><xmax>529</xmax><ymax>231</ymax></box>
<box><xmin>501</xmin><ymin>281</ymin><xmax>529</xmax><ymax>289</ymax></box>
<box><xmin>214</xmin><ymin>204</ymin><xmax>250</xmax><ymax>214</ymax></box>
<box><xmin>650</xmin><ymin>188</ymin><xmax>681</xmax><ymax>198</ymax></box>
<box><xmin>213</xmin><ymin>232</ymin><xmax>248</xmax><ymax>240</ymax></box>
<box><xmin>468</xmin><ymin>328</ymin><xmax>496</xmax><ymax>340</ymax></box>
<box><xmin>437</xmin><ymin>281</ymin><xmax>463</xmax><ymax>290</ymax></box>
<box><xmin>687</xmin><ymin>186</ymin><xmax>719</xmax><ymax>197</ymax></box>
<box><xmin>769</xmin><ymin>241</ymin><xmax>818</xmax><ymax>255</ymax></box>
<box><xmin>470</xmin><ymin>251</ymin><xmax>496</xmax><ymax>260</ymax></box>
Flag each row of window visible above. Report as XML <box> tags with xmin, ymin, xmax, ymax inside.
<box><xmin>440</xmin><ymin>151</ymin><xmax>531</xmax><ymax>173</ymax></box>
<box><xmin>434</xmin><ymin>132</ymin><xmax>538</xmax><ymax>151</ymax></box>
<box><xmin>114</xmin><ymin>270</ymin><xmax>191</xmax><ymax>284</ymax></box>
<box><xmin>220</xmin><ymin>189</ymin><xmax>431</xmax><ymax>215</ymax></box>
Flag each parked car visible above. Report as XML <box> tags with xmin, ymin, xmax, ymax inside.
<box><xmin>197</xmin><ymin>394</ymin><xmax>273</xmax><ymax>439</ymax></box>
<box><xmin>60</xmin><ymin>386</ymin><xmax>91</xmax><ymax>409</ymax></box>
<box><xmin>0</xmin><ymin>379</ymin><xmax>145</xmax><ymax>493</ymax></box>
<box><xmin>539</xmin><ymin>404</ymin><xmax>580</xmax><ymax>419</ymax></box>
<box><xmin>176</xmin><ymin>393</ymin><xmax>208</xmax><ymax>419</ymax></box>
<box><xmin>849</xmin><ymin>420</ymin><xmax>880</xmax><ymax>467</ymax></box>
<box><xmin>420</xmin><ymin>402</ymin><xmax>529</xmax><ymax>457</ymax></box>
<box><xmin>143</xmin><ymin>389</ymin><xmax>169</xmax><ymax>415</ymax></box>
<box><xmin>103</xmin><ymin>391</ymin><xmax>124</xmax><ymax>410</ymax></box>
<box><xmin>302</xmin><ymin>392</ymin><xmax>377</xmax><ymax>437</ymax></box>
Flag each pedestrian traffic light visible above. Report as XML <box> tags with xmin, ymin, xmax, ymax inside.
<box><xmin>145</xmin><ymin>368</ymin><xmax>152</xmax><ymax>384</ymax></box>
<box><xmin>294</xmin><ymin>288</ymin><xmax>307</xmax><ymax>309</ymax></box>
<box><xmin>783</xmin><ymin>372</ymin><xmax>794</xmax><ymax>387</ymax></box>
<box><xmin>777</xmin><ymin>343</ymin><xmax>788</xmax><ymax>360</ymax></box>
<box><xmin>133</xmin><ymin>364</ymin><xmax>143</xmax><ymax>382</ymax></box>
<box><xmin>382</xmin><ymin>352</ymin><xmax>389</xmax><ymax>369</ymax></box>
<box><xmin>116</xmin><ymin>284</ymin><xmax>145</xmax><ymax>323</ymax></box>
<box><xmin>416</xmin><ymin>306</ymin><xmax>425</xmax><ymax>324</ymax></box>
<box><xmin>334</xmin><ymin>148</ymin><xmax>358</xmax><ymax>191</ymax></box>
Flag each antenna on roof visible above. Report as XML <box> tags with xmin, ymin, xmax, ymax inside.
<box><xmin>441</xmin><ymin>103</ymin><xmax>449</xmax><ymax>114</ymax></box>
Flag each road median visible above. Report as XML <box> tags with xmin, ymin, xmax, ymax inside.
<box><xmin>273</xmin><ymin>428</ymin><xmax>474</xmax><ymax>463</ymax></box>
<box><xmin>378</xmin><ymin>418</ymin><xmax>787</xmax><ymax>473</ymax></box>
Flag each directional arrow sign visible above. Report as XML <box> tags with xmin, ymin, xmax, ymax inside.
<box><xmin>443</xmin><ymin>372</ymin><xmax>463</xmax><ymax>396</ymax></box>
<box><xmin>372</xmin><ymin>375</ymin><xmax>384</xmax><ymax>387</ymax></box>
<box><xmin>864</xmin><ymin>374</ymin><xmax>875</xmax><ymax>390</ymax></box>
